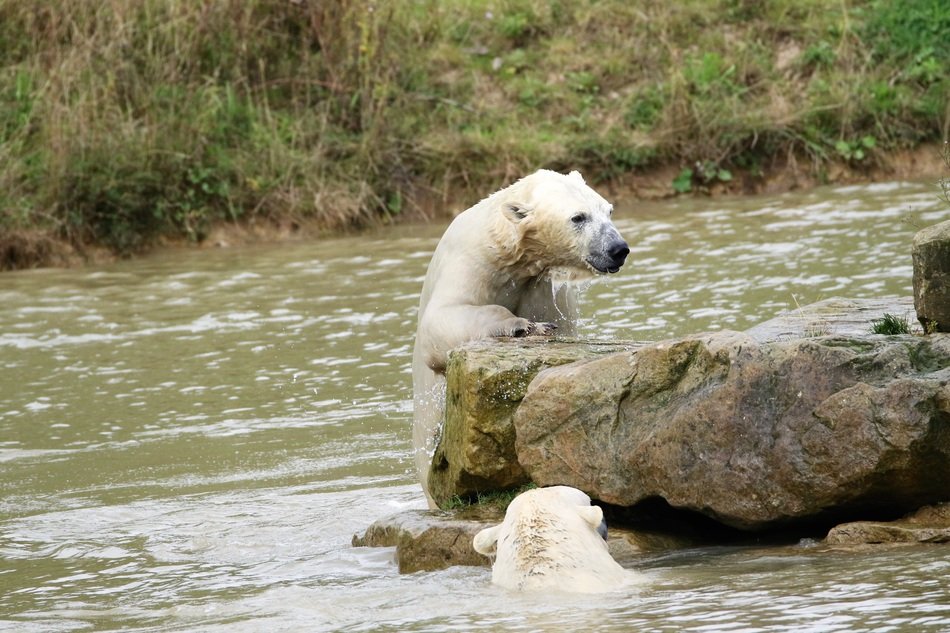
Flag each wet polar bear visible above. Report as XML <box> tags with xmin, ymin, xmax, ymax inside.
<box><xmin>411</xmin><ymin>170</ymin><xmax>629</xmax><ymax>504</ymax></box>
<box><xmin>473</xmin><ymin>486</ymin><xmax>640</xmax><ymax>592</ymax></box>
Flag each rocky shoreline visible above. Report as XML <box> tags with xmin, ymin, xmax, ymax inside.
<box><xmin>355</xmin><ymin>297</ymin><xmax>949</xmax><ymax>573</ymax></box>
<box><xmin>354</xmin><ymin>220</ymin><xmax>950</xmax><ymax>573</ymax></box>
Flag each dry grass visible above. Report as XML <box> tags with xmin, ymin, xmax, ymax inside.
<box><xmin>0</xmin><ymin>0</ymin><xmax>947</xmax><ymax>260</ymax></box>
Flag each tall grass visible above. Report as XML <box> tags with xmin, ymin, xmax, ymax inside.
<box><xmin>0</xmin><ymin>0</ymin><xmax>947</xmax><ymax>261</ymax></box>
<box><xmin>0</xmin><ymin>1</ymin><xmax>420</xmax><ymax>255</ymax></box>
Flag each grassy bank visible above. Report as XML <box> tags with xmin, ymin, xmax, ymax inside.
<box><xmin>1</xmin><ymin>0</ymin><xmax>948</xmax><ymax>267</ymax></box>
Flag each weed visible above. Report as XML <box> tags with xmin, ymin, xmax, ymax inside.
<box><xmin>515</xmin><ymin>76</ymin><xmax>550</xmax><ymax>108</ymax></box>
<box><xmin>567</xmin><ymin>71</ymin><xmax>600</xmax><ymax>95</ymax></box>
<box><xmin>834</xmin><ymin>136</ymin><xmax>877</xmax><ymax>163</ymax></box>
<box><xmin>673</xmin><ymin>169</ymin><xmax>695</xmax><ymax>194</ymax></box>
<box><xmin>624</xmin><ymin>85</ymin><xmax>666</xmax><ymax>131</ymax></box>
<box><xmin>672</xmin><ymin>161</ymin><xmax>733</xmax><ymax>194</ymax></box>
<box><xmin>804</xmin><ymin>324</ymin><xmax>832</xmax><ymax>338</ymax></box>
<box><xmin>684</xmin><ymin>52</ymin><xmax>741</xmax><ymax>97</ymax></box>
<box><xmin>864</xmin><ymin>0</ymin><xmax>950</xmax><ymax>66</ymax></box>
<box><xmin>498</xmin><ymin>11</ymin><xmax>532</xmax><ymax>42</ymax></box>
<box><xmin>0</xmin><ymin>0</ymin><xmax>948</xmax><ymax>259</ymax></box>
<box><xmin>792</xmin><ymin>293</ymin><xmax>833</xmax><ymax>337</ymax></box>
<box><xmin>570</xmin><ymin>136</ymin><xmax>655</xmax><ymax>181</ymax></box>
<box><xmin>800</xmin><ymin>41</ymin><xmax>836</xmax><ymax>69</ymax></box>
<box><xmin>443</xmin><ymin>483</ymin><xmax>537</xmax><ymax>510</ymax></box>
<box><xmin>870</xmin><ymin>313</ymin><xmax>910</xmax><ymax>335</ymax></box>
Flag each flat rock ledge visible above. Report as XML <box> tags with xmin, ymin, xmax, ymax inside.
<box><xmin>431</xmin><ymin>297</ymin><xmax>950</xmax><ymax>531</ymax></box>
<box><xmin>826</xmin><ymin>503</ymin><xmax>950</xmax><ymax>545</ymax></box>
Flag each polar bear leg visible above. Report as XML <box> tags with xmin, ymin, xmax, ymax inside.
<box><xmin>515</xmin><ymin>279</ymin><xmax>579</xmax><ymax>336</ymax></box>
<box><xmin>421</xmin><ymin>303</ymin><xmax>557</xmax><ymax>373</ymax></box>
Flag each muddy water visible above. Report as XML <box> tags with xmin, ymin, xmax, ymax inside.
<box><xmin>1</xmin><ymin>182</ymin><xmax>948</xmax><ymax>632</ymax></box>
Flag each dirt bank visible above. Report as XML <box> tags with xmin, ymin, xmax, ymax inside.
<box><xmin>3</xmin><ymin>145</ymin><xmax>946</xmax><ymax>272</ymax></box>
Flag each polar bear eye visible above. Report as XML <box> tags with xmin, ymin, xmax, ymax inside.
<box><xmin>570</xmin><ymin>213</ymin><xmax>588</xmax><ymax>225</ymax></box>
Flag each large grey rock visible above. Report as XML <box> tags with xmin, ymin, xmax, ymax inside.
<box><xmin>428</xmin><ymin>339</ymin><xmax>638</xmax><ymax>508</ymax></box>
<box><xmin>913</xmin><ymin>219</ymin><xmax>950</xmax><ymax>333</ymax></box>
<box><xmin>514</xmin><ymin>331</ymin><xmax>950</xmax><ymax>530</ymax></box>
<box><xmin>352</xmin><ymin>507</ymin><xmax>503</xmax><ymax>573</ymax></box>
<box><xmin>826</xmin><ymin>503</ymin><xmax>950</xmax><ymax>545</ymax></box>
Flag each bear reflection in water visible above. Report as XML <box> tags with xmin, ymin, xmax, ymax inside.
<box><xmin>473</xmin><ymin>486</ymin><xmax>642</xmax><ymax>593</ymax></box>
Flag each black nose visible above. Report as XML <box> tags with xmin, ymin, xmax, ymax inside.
<box><xmin>609</xmin><ymin>241</ymin><xmax>629</xmax><ymax>264</ymax></box>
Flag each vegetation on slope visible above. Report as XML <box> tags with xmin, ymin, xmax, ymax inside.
<box><xmin>0</xmin><ymin>0</ymin><xmax>947</xmax><ymax>265</ymax></box>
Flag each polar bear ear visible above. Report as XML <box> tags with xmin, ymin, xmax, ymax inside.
<box><xmin>578</xmin><ymin>505</ymin><xmax>604</xmax><ymax>530</ymax></box>
<box><xmin>502</xmin><ymin>202</ymin><xmax>531</xmax><ymax>224</ymax></box>
<box><xmin>567</xmin><ymin>170</ymin><xmax>586</xmax><ymax>184</ymax></box>
<box><xmin>473</xmin><ymin>525</ymin><xmax>501</xmax><ymax>556</ymax></box>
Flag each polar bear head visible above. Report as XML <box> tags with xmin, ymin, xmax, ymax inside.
<box><xmin>473</xmin><ymin>486</ymin><xmax>636</xmax><ymax>592</ymax></box>
<box><xmin>493</xmin><ymin>170</ymin><xmax>629</xmax><ymax>280</ymax></box>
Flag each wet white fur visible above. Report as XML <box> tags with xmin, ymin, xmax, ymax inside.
<box><xmin>411</xmin><ymin>170</ymin><xmax>622</xmax><ymax>505</ymax></box>
<box><xmin>473</xmin><ymin>486</ymin><xmax>639</xmax><ymax>593</ymax></box>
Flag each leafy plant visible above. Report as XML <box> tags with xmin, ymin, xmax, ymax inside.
<box><xmin>835</xmin><ymin>136</ymin><xmax>877</xmax><ymax>163</ymax></box>
<box><xmin>684</xmin><ymin>52</ymin><xmax>740</xmax><ymax>96</ymax></box>
<box><xmin>624</xmin><ymin>85</ymin><xmax>665</xmax><ymax>130</ymax></box>
<box><xmin>907</xmin><ymin>48</ymin><xmax>941</xmax><ymax>84</ymax></box>
<box><xmin>672</xmin><ymin>161</ymin><xmax>733</xmax><ymax>194</ymax></box>
<box><xmin>498</xmin><ymin>11</ymin><xmax>532</xmax><ymax>42</ymax></box>
<box><xmin>864</xmin><ymin>0</ymin><xmax>950</xmax><ymax>65</ymax></box>
<box><xmin>673</xmin><ymin>168</ymin><xmax>695</xmax><ymax>194</ymax></box>
<box><xmin>799</xmin><ymin>41</ymin><xmax>836</xmax><ymax>69</ymax></box>
<box><xmin>567</xmin><ymin>71</ymin><xmax>599</xmax><ymax>95</ymax></box>
<box><xmin>569</xmin><ymin>137</ymin><xmax>655</xmax><ymax>181</ymax></box>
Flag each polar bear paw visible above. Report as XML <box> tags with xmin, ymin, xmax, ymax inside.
<box><xmin>503</xmin><ymin>318</ymin><xmax>558</xmax><ymax>338</ymax></box>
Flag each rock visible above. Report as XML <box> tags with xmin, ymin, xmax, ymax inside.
<box><xmin>913</xmin><ymin>219</ymin><xmax>950</xmax><ymax>333</ymax></box>
<box><xmin>605</xmin><ymin>526</ymin><xmax>702</xmax><ymax>564</ymax></box>
<box><xmin>746</xmin><ymin>296</ymin><xmax>919</xmax><ymax>341</ymax></box>
<box><xmin>427</xmin><ymin>339</ymin><xmax>638</xmax><ymax>508</ymax></box>
<box><xmin>826</xmin><ymin>503</ymin><xmax>950</xmax><ymax>545</ymax></box>
<box><xmin>352</xmin><ymin>506</ymin><xmax>504</xmax><ymax>573</ymax></box>
<box><xmin>514</xmin><ymin>331</ymin><xmax>950</xmax><ymax>530</ymax></box>
<box><xmin>352</xmin><ymin>505</ymin><xmax>695</xmax><ymax>573</ymax></box>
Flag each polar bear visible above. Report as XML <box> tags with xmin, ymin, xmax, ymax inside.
<box><xmin>412</xmin><ymin>170</ymin><xmax>628</xmax><ymax>503</ymax></box>
<box><xmin>473</xmin><ymin>486</ymin><xmax>640</xmax><ymax>592</ymax></box>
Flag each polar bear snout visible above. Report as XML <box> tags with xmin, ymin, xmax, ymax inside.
<box><xmin>588</xmin><ymin>233</ymin><xmax>629</xmax><ymax>274</ymax></box>
<box><xmin>596</xmin><ymin>515</ymin><xmax>608</xmax><ymax>540</ymax></box>
<box><xmin>606</xmin><ymin>240</ymin><xmax>630</xmax><ymax>272</ymax></box>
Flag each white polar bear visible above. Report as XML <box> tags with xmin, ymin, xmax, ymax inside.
<box><xmin>412</xmin><ymin>170</ymin><xmax>628</xmax><ymax>504</ymax></box>
<box><xmin>473</xmin><ymin>486</ymin><xmax>640</xmax><ymax>592</ymax></box>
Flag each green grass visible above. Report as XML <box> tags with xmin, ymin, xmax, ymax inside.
<box><xmin>444</xmin><ymin>483</ymin><xmax>537</xmax><ymax>511</ymax></box>
<box><xmin>0</xmin><ymin>0</ymin><xmax>948</xmax><ymax>263</ymax></box>
<box><xmin>870</xmin><ymin>313</ymin><xmax>911</xmax><ymax>335</ymax></box>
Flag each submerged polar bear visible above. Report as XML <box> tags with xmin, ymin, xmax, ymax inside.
<box><xmin>473</xmin><ymin>486</ymin><xmax>640</xmax><ymax>592</ymax></box>
<box><xmin>411</xmin><ymin>170</ymin><xmax>629</xmax><ymax>503</ymax></box>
